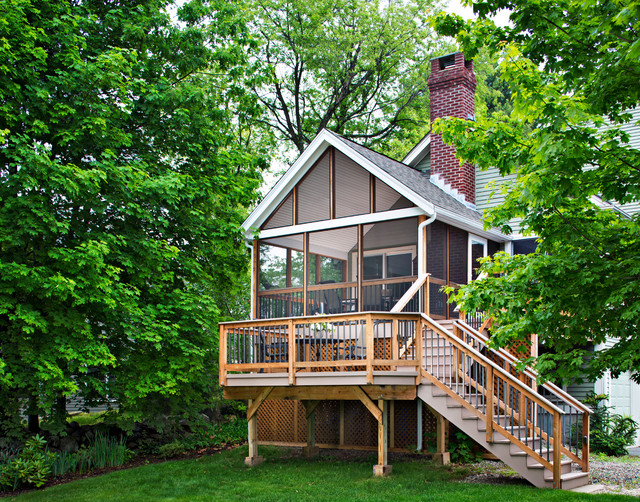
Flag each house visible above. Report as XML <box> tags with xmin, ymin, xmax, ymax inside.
<box><xmin>219</xmin><ymin>52</ymin><xmax>592</xmax><ymax>489</ymax></box>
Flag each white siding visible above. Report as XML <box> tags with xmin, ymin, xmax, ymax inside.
<box><xmin>597</xmin><ymin>107</ymin><xmax>640</xmax><ymax>216</ymax></box>
<box><xmin>474</xmin><ymin>167</ymin><xmax>523</xmax><ymax>234</ymax></box>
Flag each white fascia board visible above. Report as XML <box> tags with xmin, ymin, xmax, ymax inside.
<box><xmin>436</xmin><ymin>206</ymin><xmax>510</xmax><ymax>242</ymax></box>
<box><xmin>254</xmin><ymin>207</ymin><xmax>426</xmax><ymax>240</ymax></box>
<box><xmin>243</xmin><ymin>129</ymin><xmax>435</xmax><ymax>236</ymax></box>
<box><xmin>402</xmin><ymin>134</ymin><xmax>431</xmax><ymax>167</ymax></box>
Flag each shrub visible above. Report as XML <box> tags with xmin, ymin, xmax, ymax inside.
<box><xmin>50</xmin><ymin>432</ymin><xmax>129</xmax><ymax>476</ymax></box>
<box><xmin>584</xmin><ymin>393</ymin><xmax>638</xmax><ymax>456</ymax></box>
<box><xmin>0</xmin><ymin>435</ymin><xmax>55</xmax><ymax>491</ymax></box>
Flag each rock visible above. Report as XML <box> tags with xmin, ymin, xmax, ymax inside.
<box><xmin>59</xmin><ymin>436</ymin><xmax>79</xmax><ymax>453</ymax></box>
<box><xmin>67</xmin><ymin>420</ymin><xmax>80</xmax><ymax>432</ymax></box>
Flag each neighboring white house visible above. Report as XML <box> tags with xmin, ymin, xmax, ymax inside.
<box><xmin>404</xmin><ymin>105</ymin><xmax>640</xmax><ymax>445</ymax></box>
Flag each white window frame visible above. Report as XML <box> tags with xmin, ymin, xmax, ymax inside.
<box><xmin>468</xmin><ymin>234</ymin><xmax>488</xmax><ymax>283</ymax></box>
<box><xmin>352</xmin><ymin>246</ymin><xmax>416</xmax><ymax>281</ymax></box>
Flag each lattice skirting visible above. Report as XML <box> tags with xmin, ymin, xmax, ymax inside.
<box><xmin>257</xmin><ymin>399</ymin><xmax>437</xmax><ymax>451</ymax></box>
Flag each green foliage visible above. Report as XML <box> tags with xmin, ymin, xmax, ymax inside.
<box><xmin>584</xmin><ymin>393</ymin><xmax>638</xmax><ymax>457</ymax></box>
<box><xmin>158</xmin><ymin>416</ymin><xmax>248</xmax><ymax>457</ymax></box>
<box><xmin>249</xmin><ymin>0</ymin><xmax>454</xmax><ymax>157</ymax></box>
<box><xmin>0</xmin><ymin>435</ymin><xmax>54</xmax><ymax>491</ymax></box>
<box><xmin>433</xmin><ymin>0</ymin><xmax>640</xmax><ymax>384</ymax></box>
<box><xmin>0</xmin><ymin>0</ymin><xmax>266</xmax><ymax>434</ymax></box>
<box><xmin>50</xmin><ymin>432</ymin><xmax>129</xmax><ymax>476</ymax></box>
<box><xmin>448</xmin><ymin>431</ymin><xmax>482</xmax><ymax>464</ymax></box>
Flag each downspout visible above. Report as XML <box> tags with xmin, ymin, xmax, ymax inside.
<box><xmin>417</xmin><ymin>211</ymin><xmax>437</xmax><ymax>277</ymax></box>
<box><xmin>416</xmin><ymin>210</ymin><xmax>435</xmax><ymax>453</ymax></box>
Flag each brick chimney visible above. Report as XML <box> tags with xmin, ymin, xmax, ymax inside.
<box><xmin>428</xmin><ymin>52</ymin><xmax>476</xmax><ymax>205</ymax></box>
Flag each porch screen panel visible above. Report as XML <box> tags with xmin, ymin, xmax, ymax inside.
<box><xmin>297</xmin><ymin>151</ymin><xmax>330</xmax><ymax>224</ymax></box>
<box><xmin>448</xmin><ymin>226</ymin><xmax>467</xmax><ymax>317</ymax></box>
<box><xmin>427</xmin><ymin>220</ymin><xmax>447</xmax><ymax>317</ymax></box>
<box><xmin>334</xmin><ymin>151</ymin><xmax>370</xmax><ymax>218</ymax></box>
<box><xmin>263</xmin><ymin>191</ymin><xmax>293</xmax><ymax>229</ymax></box>
<box><xmin>374</xmin><ymin>178</ymin><xmax>414</xmax><ymax>212</ymax></box>
<box><xmin>362</xmin><ymin>218</ymin><xmax>417</xmax><ymax>311</ymax></box>
<box><xmin>307</xmin><ymin>226</ymin><xmax>356</xmax><ymax>315</ymax></box>
<box><xmin>258</xmin><ymin>235</ymin><xmax>304</xmax><ymax>318</ymax></box>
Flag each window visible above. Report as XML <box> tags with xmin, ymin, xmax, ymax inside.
<box><xmin>468</xmin><ymin>234</ymin><xmax>488</xmax><ymax>282</ymax></box>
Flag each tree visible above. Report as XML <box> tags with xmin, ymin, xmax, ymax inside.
<box><xmin>433</xmin><ymin>0</ymin><xmax>640</xmax><ymax>383</ymax></box>
<box><xmin>250</xmin><ymin>0</ymin><xmax>452</xmax><ymax>157</ymax></box>
<box><xmin>0</xmin><ymin>0</ymin><xmax>266</xmax><ymax>437</ymax></box>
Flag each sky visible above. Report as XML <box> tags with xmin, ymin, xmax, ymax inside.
<box><xmin>446</xmin><ymin>0</ymin><xmax>512</xmax><ymax>27</ymax></box>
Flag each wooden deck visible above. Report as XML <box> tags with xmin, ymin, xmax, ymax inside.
<box><xmin>219</xmin><ymin>311</ymin><xmax>591</xmax><ymax>489</ymax></box>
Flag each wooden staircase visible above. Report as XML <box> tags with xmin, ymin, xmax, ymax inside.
<box><xmin>417</xmin><ymin>316</ymin><xmax>591</xmax><ymax>490</ymax></box>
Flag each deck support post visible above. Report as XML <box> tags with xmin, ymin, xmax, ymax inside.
<box><xmin>433</xmin><ymin>412</ymin><xmax>450</xmax><ymax>465</ymax></box>
<box><xmin>373</xmin><ymin>399</ymin><xmax>392</xmax><ymax>477</ymax></box>
<box><xmin>303</xmin><ymin>401</ymin><xmax>320</xmax><ymax>458</ymax></box>
<box><xmin>245</xmin><ymin>398</ymin><xmax>264</xmax><ymax>466</ymax></box>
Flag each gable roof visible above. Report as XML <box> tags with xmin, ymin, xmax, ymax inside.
<box><xmin>327</xmin><ymin>131</ymin><xmax>484</xmax><ymax>224</ymax></box>
<box><xmin>243</xmin><ymin>129</ymin><xmax>507</xmax><ymax>241</ymax></box>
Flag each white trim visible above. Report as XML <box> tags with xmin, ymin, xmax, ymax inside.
<box><xmin>468</xmin><ymin>234</ymin><xmax>488</xmax><ymax>283</ymax></box>
<box><xmin>243</xmin><ymin>129</ymin><xmax>436</xmax><ymax>234</ymax></box>
<box><xmin>403</xmin><ymin>134</ymin><xmax>431</xmax><ymax>167</ymax></box>
<box><xmin>436</xmin><ymin>206</ymin><xmax>508</xmax><ymax>241</ymax></box>
<box><xmin>254</xmin><ymin>207</ymin><xmax>425</xmax><ymax>240</ymax></box>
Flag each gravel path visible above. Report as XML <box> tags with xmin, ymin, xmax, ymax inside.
<box><xmin>460</xmin><ymin>457</ymin><xmax>640</xmax><ymax>496</ymax></box>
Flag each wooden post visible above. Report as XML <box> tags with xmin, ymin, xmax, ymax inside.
<box><xmin>425</xmin><ymin>275</ymin><xmax>430</xmax><ymax>317</ymax></box>
<box><xmin>245</xmin><ymin>398</ymin><xmax>264</xmax><ymax>466</ymax></box>
<box><xmin>415</xmin><ymin>318</ymin><xmax>423</xmax><ymax>385</ymax></box>
<box><xmin>391</xmin><ymin>318</ymin><xmax>399</xmax><ymax>370</ymax></box>
<box><xmin>366</xmin><ymin>314</ymin><xmax>374</xmax><ymax>384</ymax></box>
<box><xmin>553</xmin><ymin>410</ymin><xmax>562</xmax><ymax>489</ymax></box>
<box><xmin>373</xmin><ymin>399</ymin><xmax>392</xmax><ymax>476</ymax></box>
<box><xmin>252</xmin><ymin>240</ymin><xmax>259</xmax><ymax>319</ymax></box>
<box><xmin>434</xmin><ymin>412</ymin><xmax>450</xmax><ymax>465</ymax></box>
<box><xmin>486</xmin><ymin>365</ymin><xmax>494</xmax><ymax>443</ymax></box>
<box><xmin>219</xmin><ymin>325</ymin><xmax>227</xmax><ymax>386</ymax></box>
<box><xmin>303</xmin><ymin>233</ymin><xmax>309</xmax><ymax>316</ymax></box>
<box><xmin>357</xmin><ymin>224</ymin><xmax>363</xmax><ymax>312</ymax></box>
<box><xmin>582</xmin><ymin>412</ymin><xmax>590</xmax><ymax>472</ymax></box>
<box><xmin>288</xmin><ymin>319</ymin><xmax>295</xmax><ymax>385</ymax></box>
<box><xmin>304</xmin><ymin>401</ymin><xmax>320</xmax><ymax>457</ymax></box>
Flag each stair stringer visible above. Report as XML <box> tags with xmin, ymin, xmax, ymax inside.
<box><xmin>417</xmin><ymin>381</ymin><xmax>589</xmax><ymax>490</ymax></box>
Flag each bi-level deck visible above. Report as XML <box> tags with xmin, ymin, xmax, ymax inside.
<box><xmin>219</xmin><ymin>301</ymin><xmax>591</xmax><ymax>489</ymax></box>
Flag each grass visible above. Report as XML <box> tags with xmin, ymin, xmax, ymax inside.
<box><xmin>8</xmin><ymin>446</ymin><xmax>638</xmax><ymax>502</ymax></box>
<box><xmin>66</xmin><ymin>412</ymin><xmax>106</xmax><ymax>427</ymax></box>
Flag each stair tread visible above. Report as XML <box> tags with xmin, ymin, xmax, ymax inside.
<box><xmin>545</xmin><ymin>471</ymin><xmax>589</xmax><ymax>481</ymax></box>
<box><xmin>529</xmin><ymin>459</ymin><xmax>572</xmax><ymax>469</ymax></box>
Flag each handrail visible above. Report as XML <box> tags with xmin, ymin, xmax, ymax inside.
<box><xmin>390</xmin><ymin>274</ymin><xmax>429</xmax><ymax>313</ymax></box>
<box><xmin>453</xmin><ymin>318</ymin><xmax>590</xmax><ymax>475</ymax></box>
<box><xmin>454</xmin><ymin>319</ymin><xmax>591</xmax><ymax>414</ymax></box>
<box><xmin>420</xmin><ymin>314</ymin><xmax>565</xmax><ymax>416</ymax></box>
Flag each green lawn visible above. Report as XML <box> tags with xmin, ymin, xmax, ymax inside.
<box><xmin>9</xmin><ymin>446</ymin><xmax>636</xmax><ymax>501</ymax></box>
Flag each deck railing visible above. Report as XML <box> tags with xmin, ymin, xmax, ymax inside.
<box><xmin>220</xmin><ymin>312</ymin><xmax>423</xmax><ymax>386</ymax></box>
<box><xmin>420</xmin><ymin>314</ymin><xmax>568</xmax><ymax>488</ymax></box>
<box><xmin>452</xmin><ymin>319</ymin><xmax>590</xmax><ymax>473</ymax></box>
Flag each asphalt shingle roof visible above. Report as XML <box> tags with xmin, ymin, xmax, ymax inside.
<box><xmin>326</xmin><ymin>130</ymin><xmax>483</xmax><ymax>223</ymax></box>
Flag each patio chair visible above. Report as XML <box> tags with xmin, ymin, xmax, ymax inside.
<box><xmin>258</xmin><ymin>331</ymin><xmax>289</xmax><ymax>364</ymax></box>
<box><xmin>341</xmin><ymin>323</ymin><xmax>367</xmax><ymax>362</ymax></box>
